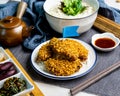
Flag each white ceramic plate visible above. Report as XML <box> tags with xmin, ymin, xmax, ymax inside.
<box><xmin>31</xmin><ymin>38</ymin><xmax>97</xmax><ymax>80</ymax></box>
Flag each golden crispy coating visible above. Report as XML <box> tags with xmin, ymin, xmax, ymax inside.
<box><xmin>77</xmin><ymin>42</ymin><xmax>88</xmax><ymax>61</ymax></box>
<box><xmin>36</xmin><ymin>37</ymin><xmax>89</xmax><ymax>76</ymax></box>
<box><xmin>49</xmin><ymin>37</ymin><xmax>59</xmax><ymax>46</ymax></box>
<box><xmin>44</xmin><ymin>58</ymin><xmax>82</xmax><ymax>76</ymax></box>
<box><xmin>49</xmin><ymin>38</ymin><xmax>88</xmax><ymax>61</ymax></box>
<box><xmin>50</xmin><ymin>38</ymin><xmax>79</xmax><ymax>61</ymax></box>
<box><xmin>36</xmin><ymin>43</ymin><xmax>52</xmax><ymax>62</ymax></box>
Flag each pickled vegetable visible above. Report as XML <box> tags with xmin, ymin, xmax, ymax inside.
<box><xmin>0</xmin><ymin>69</ymin><xmax>17</xmax><ymax>80</ymax></box>
<box><xmin>0</xmin><ymin>77</ymin><xmax>26</xmax><ymax>96</ymax></box>
<box><xmin>0</xmin><ymin>62</ymin><xmax>17</xmax><ymax>80</ymax></box>
<box><xmin>0</xmin><ymin>62</ymin><xmax>13</xmax><ymax>71</ymax></box>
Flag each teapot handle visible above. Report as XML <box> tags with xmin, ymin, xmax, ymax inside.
<box><xmin>16</xmin><ymin>1</ymin><xmax>27</xmax><ymax>19</ymax></box>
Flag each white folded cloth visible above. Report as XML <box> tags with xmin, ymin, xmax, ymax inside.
<box><xmin>104</xmin><ymin>0</ymin><xmax>120</xmax><ymax>10</ymax></box>
<box><xmin>35</xmin><ymin>81</ymin><xmax>98</xmax><ymax>96</ymax></box>
<box><xmin>0</xmin><ymin>0</ymin><xmax>9</xmax><ymax>4</ymax></box>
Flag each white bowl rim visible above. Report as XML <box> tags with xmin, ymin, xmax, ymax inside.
<box><xmin>43</xmin><ymin>0</ymin><xmax>99</xmax><ymax>20</ymax></box>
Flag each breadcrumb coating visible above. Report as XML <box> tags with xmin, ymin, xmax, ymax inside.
<box><xmin>36</xmin><ymin>37</ymin><xmax>89</xmax><ymax>76</ymax></box>
<box><xmin>36</xmin><ymin>43</ymin><xmax>52</xmax><ymax>62</ymax></box>
<box><xmin>44</xmin><ymin>58</ymin><xmax>82</xmax><ymax>76</ymax></box>
<box><xmin>49</xmin><ymin>38</ymin><xmax>88</xmax><ymax>61</ymax></box>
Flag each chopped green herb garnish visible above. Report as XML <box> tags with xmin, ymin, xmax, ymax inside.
<box><xmin>60</xmin><ymin>0</ymin><xmax>86</xmax><ymax>16</ymax></box>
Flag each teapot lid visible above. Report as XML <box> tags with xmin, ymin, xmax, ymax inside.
<box><xmin>0</xmin><ymin>16</ymin><xmax>21</xmax><ymax>28</ymax></box>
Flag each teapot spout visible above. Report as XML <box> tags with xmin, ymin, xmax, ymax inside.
<box><xmin>22</xmin><ymin>25</ymin><xmax>34</xmax><ymax>40</ymax></box>
<box><xmin>28</xmin><ymin>25</ymin><xmax>34</xmax><ymax>32</ymax></box>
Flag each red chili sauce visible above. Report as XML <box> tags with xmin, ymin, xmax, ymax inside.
<box><xmin>95</xmin><ymin>38</ymin><xmax>116</xmax><ymax>48</ymax></box>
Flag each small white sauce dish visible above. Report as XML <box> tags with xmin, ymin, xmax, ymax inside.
<box><xmin>91</xmin><ymin>33</ymin><xmax>120</xmax><ymax>52</ymax></box>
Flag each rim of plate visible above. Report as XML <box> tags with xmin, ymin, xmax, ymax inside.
<box><xmin>31</xmin><ymin>38</ymin><xmax>97</xmax><ymax>80</ymax></box>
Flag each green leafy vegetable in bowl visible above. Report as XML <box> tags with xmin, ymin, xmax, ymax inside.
<box><xmin>60</xmin><ymin>0</ymin><xmax>86</xmax><ymax>16</ymax></box>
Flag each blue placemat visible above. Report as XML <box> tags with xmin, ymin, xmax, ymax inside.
<box><xmin>0</xmin><ymin>0</ymin><xmax>120</xmax><ymax>50</ymax></box>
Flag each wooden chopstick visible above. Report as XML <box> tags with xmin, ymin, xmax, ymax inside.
<box><xmin>70</xmin><ymin>60</ymin><xmax>120</xmax><ymax>96</ymax></box>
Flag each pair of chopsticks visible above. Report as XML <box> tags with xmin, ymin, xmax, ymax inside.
<box><xmin>93</xmin><ymin>15</ymin><xmax>120</xmax><ymax>39</ymax></box>
<box><xmin>70</xmin><ymin>60</ymin><xmax>120</xmax><ymax>96</ymax></box>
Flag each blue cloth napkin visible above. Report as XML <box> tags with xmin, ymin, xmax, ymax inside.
<box><xmin>0</xmin><ymin>0</ymin><xmax>61</xmax><ymax>50</ymax></box>
<box><xmin>0</xmin><ymin>0</ymin><xmax>120</xmax><ymax>50</ymax></box>
<box><xmin>98</xmin><ymin>0</ymin><xmax>120</xmax><ymax>24</ymax></box>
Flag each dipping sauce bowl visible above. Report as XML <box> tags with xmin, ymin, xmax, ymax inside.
<box><xmin>91</xmin><ymin>33</ymin><xmax>120</xmax><ymax>52</ymax></box>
